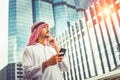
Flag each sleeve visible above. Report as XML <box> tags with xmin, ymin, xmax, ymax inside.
<box><xmin>59</xmin><ymin>55</ymin><xmax>70</xmax><ymax>72</ymax></box>
<box><xmin>22</xmin><ymin>47</ymin><xmax>43</xmax><ymax>79</ymax></box>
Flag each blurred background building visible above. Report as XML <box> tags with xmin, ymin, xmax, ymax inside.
<box><xmin>0</xmin><ymin>0</ymin><xmax>120</xmax><ymax>80</ymax></box>
<box><xmin>0</xmin><ymin>63</ymin><xmax>23</xmax><ymax>80</ymax></box>
<box><xmin>56</xmin><ymin>0</ymin><xmax>120</xmax><ymax>79</ymax></box>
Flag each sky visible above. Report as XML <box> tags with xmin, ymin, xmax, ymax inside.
<box><xmin>0</xmin><ymin>0</ymin><xmax>8</xmax><ymax>70</ymax></box>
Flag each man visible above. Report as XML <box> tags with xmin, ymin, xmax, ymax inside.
<box><xmin>22</xmin><ymin>22</ymin><xmax>70</xmax><ymax>80</ymax></box>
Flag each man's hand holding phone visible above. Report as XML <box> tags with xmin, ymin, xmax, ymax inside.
<box><xmin>58</xmin><ymin>48</ymin><xmax>66</xmax><ymax>57</ymax></box>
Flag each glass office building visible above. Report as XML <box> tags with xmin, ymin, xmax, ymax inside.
<box><xmin>53</xmin><ymin>0</ymin><xmax>95</xmax><ymax>35</ymax></box>
<box><xmin>75</xmin><ymin>0</ymin><xmax>96</xmax><ymax>19</ymax></box>
<box><xmin>8</xmin><ymin>0</ymin><xmax>33</xmax><ymax>63</ymax></box>
<box><xmin>32</xmin><ymin>0</ymin><xmax>54</xmax><ymax>28</ymax></box>
<box><xmin>56</xmin><ymin>0</ymin><xmax>120</xmax><ymax>80</ymax></box>
<box><xmin>53</xmin><ymin>0</ymin><xmax>77</xmax><ymax>35</ymax></box>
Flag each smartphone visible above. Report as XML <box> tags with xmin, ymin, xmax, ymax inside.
<box><xmin>58</xmin><ymin>48</ymin><xmax>66</xmax><ymax>56</ymax></box>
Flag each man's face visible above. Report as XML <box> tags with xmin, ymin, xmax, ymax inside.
<box><xmin>39</xmin><ymin>26</ymin><xmax>50</xmax><ymax>38</ymax></box>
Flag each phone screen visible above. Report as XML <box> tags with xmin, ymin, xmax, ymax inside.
<box><xmin>59</xmin><ymin>48</ymin><xmax>66</xmax><ymax>56</ymax></box>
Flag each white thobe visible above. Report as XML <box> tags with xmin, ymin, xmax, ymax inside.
<box><xmin>22</xmin><ymin>43</ymin><xmax>70</xmax><ymax>80</ymax></box>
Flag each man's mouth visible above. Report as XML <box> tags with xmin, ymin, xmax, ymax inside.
<box><xmin>47</xmin><ymin>31</ymin><xmax>50</xmax><ymax>34</ymax></box>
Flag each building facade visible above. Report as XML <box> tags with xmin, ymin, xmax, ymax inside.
<box><xmin>8</xmin><ymin>0</ymin><xmax>33</xmax><ymax>63</ymax></box>
<box><xmin>7</xmin><ymin>63</ymin><xmax>23</xmax><ymax>80</ymax></box>
<box><xmin>53</xmin><ymin>0</ymin><xmax>77</xmax><ymax>35</ymax></box>
<box><xmin>32</xmin><ymin>0</ymin><xmax>54</xmax><ymax>27</ymax></box>
<box><xmin>0</xmin><ymin>65</ymin><xmax>7</xmax><ymax>80</ymax></box>
<box><xmin>0</xmin><ymin>63</ymin><xmax>23</xmax><ymax>80</ymax></box>
<box><xmin>56</xmin><ymin>0</ymin><xmax>120</xmax><ymax>80</ymax></box>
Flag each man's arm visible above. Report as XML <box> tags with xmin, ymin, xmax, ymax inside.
<box><xmin>59</xmin><ymin>56</ymin><xmax>70</xmax><ymax>72</ymax></box>
<box><xmin>23</xmin><ymin>47</ymin><xmax>43</xmax><ymax>79</ymax></box>
<box><xmin>48</xmin><ymin>36</ymin><xmax>60</xmax><ymax>54</ymax></box>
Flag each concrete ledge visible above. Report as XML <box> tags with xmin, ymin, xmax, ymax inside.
<box><xmin>85</xmin><ymin>65</ymin><xmax>120</xmax><ymax>80</ymax></box>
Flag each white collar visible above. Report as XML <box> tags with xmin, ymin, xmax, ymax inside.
<box><xmin>36</xmin><ymin>43</ymin><xmax>47</xmax><ymax>47</ymax></box>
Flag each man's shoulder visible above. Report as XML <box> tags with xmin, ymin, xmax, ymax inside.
<box><xmin>23</xmin><ymin>45</ymin><xmax>37</xmax><ymax>54</ymax></box>
<box><xmin>24</xmin><ymin>45</ymin><xmax>36</xmax><ymax>51</ymax></box>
